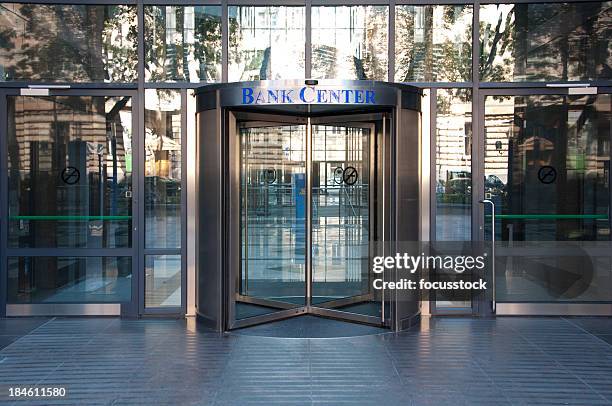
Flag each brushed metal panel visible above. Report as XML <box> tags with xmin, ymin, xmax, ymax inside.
<box><xmin>496</xmin><ymin>303</ymin><xmax>612</xmax><ymax>316</ymax></box>
<box><xmin>196</xmin><ymin>100</ymin><xmax>224</xmax><ymax>331</ymax></box>
<box><xmin>6</xmin><ymin>303</ymin><xmax>120</xmax><ymax>316</ymax></box>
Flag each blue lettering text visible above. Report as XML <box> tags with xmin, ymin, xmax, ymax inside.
<box><xmin>267</xmin><ymin>90</ymin><xmax>279</xmax><ymax>103</ymax></box>
<box><xmin>365</xmin><ymin>90</ymin><xmax>375</xmax><ymax>104</ymax></box>
<box><xmin>317</xmin><ymin>90</ymin><xmax>328</xmax><ymax>103</ymax></box>
<box><xmin>299</xmin><ymin>87</ymin><xmax>315</xmax><ymax>103</ymax></box>
<box><xmin>355</xmin><ymin>90</ymin><xmax>364</xmax><ymax>104</ymax></box>
<box><xmin>242</xmin><ymin>87</ymin><xmax>254</xmax><ymax>104</ymax></box>
<box><xmin>281</xmin><ymin>90</ymin><xmax>294</xmax><ymax>103</ymax></box>
<box><xmin>329</xmin><ymin>90</ymin><xmax>341</xmax><ymax>103</ymax></box>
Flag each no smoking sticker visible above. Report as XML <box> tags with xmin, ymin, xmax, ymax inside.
<box><xmin>61</xmin><ymin>166</ymin><xmax>80</xmax><ymax>185</ymax></box>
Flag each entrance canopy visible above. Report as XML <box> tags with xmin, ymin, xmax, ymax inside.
<box><xmin>195</xmin><ymin>79</ymin><xmax>420</xmax><ymax>115</ymax></box>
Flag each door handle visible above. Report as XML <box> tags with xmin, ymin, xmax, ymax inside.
<box><xmin>480</xmin><ymin>199</ymin><xmax>496</xmax><ymax>313</ymax></box>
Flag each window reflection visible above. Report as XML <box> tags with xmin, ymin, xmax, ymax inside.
<box><xmin>436</xmin><ymin>89</ymin><xmax>472</xmax><ymax>241</ymax></box>
<box><xmin>229</xmin><ymin>6</ymin><xmax>305</xmax><ymax>81</ymax></box>
<box><xmin>484</xmin><ymin>94</ymin><xmax>611</xmax><ymax>241</ymax></box>
<box><xmin>238</xmin><ymin>125</ymin><xmax>307</xmax><ymax>318</ymax></box>
<box><xmin>8</xmin><ymin>96</ymin><xmax>133</xmax><ymax>248</ymax></box>
<box><xmin>395</xmin><ymin>5</ymin><xmax>472</xmax><ymax>82</ymax></box>
<box><xmin>485</xmin><ymin>95</ymin><xmax>612</xmax><ymax>303</ymax></box>
<box><xmin>7</xmin><ymin>256</ymin><xmax>132</xmax><ymax>303</ymax></box>
<box><xmin>0</xmin><ymin>4</ymin><xmax>137</xmax><ymax>82</ymax></box>
<box><xmin>145</xmin><ymin>6</ymin><xmax>222</xmax><ymax>82</ymax></box>
<box><xmin>145</xmin><ymin>89</ymin><xmax>181</xmax><ymax>249</ymax></box>
<box><xmin>311</xmin><ymin>6</ymin><xmax>388</xmax><ymax>80</ymax></box>
<box><xmin>480</xmin><ymin>2</ymin><xmax>612</xmax><ymax>82</ymax></box>
<box><xmin>145</xmin><ymin>255</ymin><xmax>181</xmax><ymax>307</ymax></box>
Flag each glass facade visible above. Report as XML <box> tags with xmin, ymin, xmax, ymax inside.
<box><xmin>0</xmin><ymin>1</ymin><xmax>610</xmax><ymax>316</ymax></box>
<box><xmin>145</xmin><ymin>254</ymin><xmax>181</xmax><ymax>307</ymax></box>
<box><xmin>312</xmin><ymin>6</ymin><xmax>388</xmax><ymax>80</ymax></box>
<box><xmin>145</xmin><ymin>89</ymin><xmax>181</xmax><ymax>249</ymax></box>
<box><xmin>8</xmin><ymin>256</ymin><xmax>131</xmax><ymax>303</ymax></box>
<box><xmin>484</xmin><ymin>94</ymin><xmax>611</xmax><ymax>241</ymax></box>
<box><xmin>480</xmin><ymin>2</ymin><xmax>612</xmax><ymax>82</ymax></box>
<box><xmin>145</xmin><ymin>6</ymin><xmax>222</xmax><ymax>82</ymax></box>
<box><xmin>7</xmin><ymin>95</ymin><xmax>133</xmax><ymax>248</ymax></box>
<box><xmin>395</xmin><ymin>5</ymin><xmax>473</xmax><ymax>82</ymax></box>
<box><xmin>229</xmin><ymin>6</ymin><xmax>305</xmax><ymax>81</ymax></box>
<box><xmin>435</xmin><ymin>89</ymin><xmax>472</xmax><ymax>241</ymax></box>
<box><xmin>0</xmin><ymin>4</ymin><xmax>137</xmax><ymax>82</ymax></box>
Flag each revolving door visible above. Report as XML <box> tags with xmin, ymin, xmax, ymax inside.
<box><xmin>196</xmin><ymin>80</ymin><xmax>422</xmax><ymax>332</ymax></box>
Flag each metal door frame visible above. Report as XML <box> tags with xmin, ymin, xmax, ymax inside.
<box><xmin>227</xmin><ymin>111</ymin><xmax>309</xmax><ymax>329</ymax></box>
<box><xmin>226</xmin><ymin>110</ymin><xmax>391</xmax><ymax>329</ymax></box>
<box><xmin>309</xmin><ymin>115</ymin><xmax>388</xmax><ymax>326</ymax></box>
<box><xmin>1</xmin><ymin>88</ymin><xmax>140</xmax><ymax>317</ymax></box>
<box><xmin>476</xmin><ymin>86</ymin><xmax>612</xmax><ymax>316</ymax></box>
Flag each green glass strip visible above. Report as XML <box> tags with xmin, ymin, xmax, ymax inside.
<box><xmin>10</xmin><ymin>215</ymin><xmax>132</xmax><ymax>221</ymax></box>
<box><xmin>486</xmin><ymin>214</ymin><xmax>608</xmax><ymax>220</ymax></box>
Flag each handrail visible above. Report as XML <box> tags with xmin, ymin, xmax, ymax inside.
<box><xmin>10</xmin><ymin>215</ymin><xmax>131</xmax><ymax>220</ymax></box>
<box><xmin>480</xmin><ymin>199</ymin><xmax>496</xmax><ymax>313</ymax></box>
<box><xmin>486</xmin><ymin>214</ymin><xmax>607</xmax><ymax>220</ymax></box>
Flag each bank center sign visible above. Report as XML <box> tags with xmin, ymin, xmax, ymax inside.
<box><xmin>241</xmin><ymin>86</ymin><xmax>379</xmax><ymax>105</ymax></box>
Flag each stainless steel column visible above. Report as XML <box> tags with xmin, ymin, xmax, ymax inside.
<box><xmin>306</xmin><ymin>117</ymin><xmax>312</xmax><ymax>309</ymax></box>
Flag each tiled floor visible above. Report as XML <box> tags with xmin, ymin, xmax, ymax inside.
<box><xmin>1</xmin><ymin>316</ymin><xmax>612</xmax><ymax>405</ymax></box>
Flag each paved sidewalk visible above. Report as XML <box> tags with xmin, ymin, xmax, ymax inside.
<box><xmin>1</xmin><ymin>316</ymin><xmax>612</xmax><ymax>405</ymax></box>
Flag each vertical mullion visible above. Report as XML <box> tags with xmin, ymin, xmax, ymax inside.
<box><xmin>429</xmin><ymin>88</ymin><xmax>437</xmax><ymax>315</ymax></box>
<box><xmin>0</xmin><ymin>90</ymin><xmax>8</xmax><ymax>317</ymax></box>
<box><xmin>430</xmin><ymin>88</ymin><xmax>437</xmax><ymax>243</ymax></box>
<box><xmin>305</xmin><ymin>0</ymin><xmax>312</xmax><ymax>78</ymax></box>
<box><xmin>222</xmin><ymin>1</ymin><xmax>229</xmax><ymax>82</ymax></box>
<box><xmin>180</xmin><ymin>88</ymin><xmax>188</xmax><ymax>315</ymax></box>
<box><xmin>136</xmin><ymin>1</ymin><xmax>146</xmax><ymax>316</ymax></box>
<box><xmin>388</xmin><ymin>1</ymin><xmax>395</xmax><ymax>82</ymax></box>
<box><xmin>471</xmin><ymin>2</ymin><xmax>484</xmax><ymax>315</ymax></box>
<box><xmin>305</xmin><ymin>119</ymin><xmax>312</xmax><ymax>308</ymax></box>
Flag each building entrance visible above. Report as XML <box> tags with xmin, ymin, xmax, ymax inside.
<box><xmin>233</xmin><ymin>115</ymin><xmax>384</xmax><ymax>328</ymax></box>
<box><xmin>195</xmin><ymin>80</ymin><xmax>422</xmax><ymax>332</ymax></box>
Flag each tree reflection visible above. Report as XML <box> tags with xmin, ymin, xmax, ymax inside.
<box><xmin>0</xmin><ymin>4</ymin><xmax>137</xmax><ymax>82</ymax></box>
<box><xmin>480</xmin><ymin>3</ymin><xmax>612</xmax><ymax>82</ymax></box>
<box><xmin>144</xmin><ymin>6</ymin><xmax>222</xmax><ymax>82</ymax></box>
<box><xmin>395</xmin><ymin>5</ymin><xmax>472</xmax><ymax>82</ymax></box>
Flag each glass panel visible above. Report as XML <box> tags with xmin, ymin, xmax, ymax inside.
<box><xmin>0</xmin><ymin>4</ymin><xmax>137</xmax><ymax>82</ymax></box>
<box><xmin>311</xmin><ymin>124</ymin><xmax>377</xmax><ymax>317</ymax></box>
<box><xmin>485</xmin><ymin>94</ymin><xmax>611</xmax><ymax>241</ymax></box>
<box><xmin>395</xmin><ymin>5</ymin><xmax>472</xmax><ymax>82</ymax></box>
<box><xmin>484</xmin><ymin>94</ymin><xmax>612</xmax><ymax>302</ymax></box>
<box><xmin>145</xmin><ymin>6</ymin><xmax>222</xmax><ymax>82</ymax></box>
<box><xmin>7</xmin><ymin>96</ymin><xmax>133</xmax><ymax>248</ymax></box>
<box><xmin>480</xmin><ymin>3</ymin><xmax>612</xmax><ymax>82</ymax></box>
<box><xmin>145</xmin><ymin>255</ymin><xmax>181</xmax><ymax>307</ymax></box>
<box><xmin>145</xmin><ymin>89</ymin><xmax>181</xmax><ymax>249</ymax></box>
<box><xmin>238</xmin><ymin>124</ymin><xmax>306</xmax><ymax>319</ymax></box>
<box><xmin>435</xmin><ymin>89</ymin><xmax>473</xmax><ymax>310</ymax></box>
<box><xmin>435</xmin><ymin>89</ymin><xmax>472</xmax><ymax>241</ymax></box>
<box><xmin>228</xmin><ymin>6</ymin><xmax>305</xmax><ymax>81</ymax></box>
<box><xmin>7</xmin><ymin>256</ymin><xmax>132</xmax><ymax>303</ymax></box>
<box><xmin>312</xmin><ymin>6</ymin><xmax>388</xmax><ymax>80</ymax></box>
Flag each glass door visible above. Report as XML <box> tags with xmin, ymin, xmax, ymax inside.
<box><xmin>480</xmin><ymin>89</ymin><xmax>612</xmax><ymax>310</ymax></box>
<box><xmin>310</xmin><ymin>119</ymin><xmax>385</xmax><ymax>325</ymax></box>
<box><xmin>1</xmin><ymin>89</ymin><xmax>139</xmax><ymax>316</ymax></box>
<box><xmin>230</xmin><ymin>119</ymin><xmax>308</xmax><ymax>327</ymax></box>
<box><xmin>228</xmin><ymin>113</ymin><xmax>388</xmax><ymax>329</ymax></box>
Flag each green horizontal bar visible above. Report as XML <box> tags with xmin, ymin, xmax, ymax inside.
<box><xmin>486</xmin><ymin>214</ymin><xmax>608</xmax><ymax>220</ymax></box>
<box><xmin>10</xmin><ymin>215</ymin><xmax>131</xmax><ymax>221</ymax></box>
